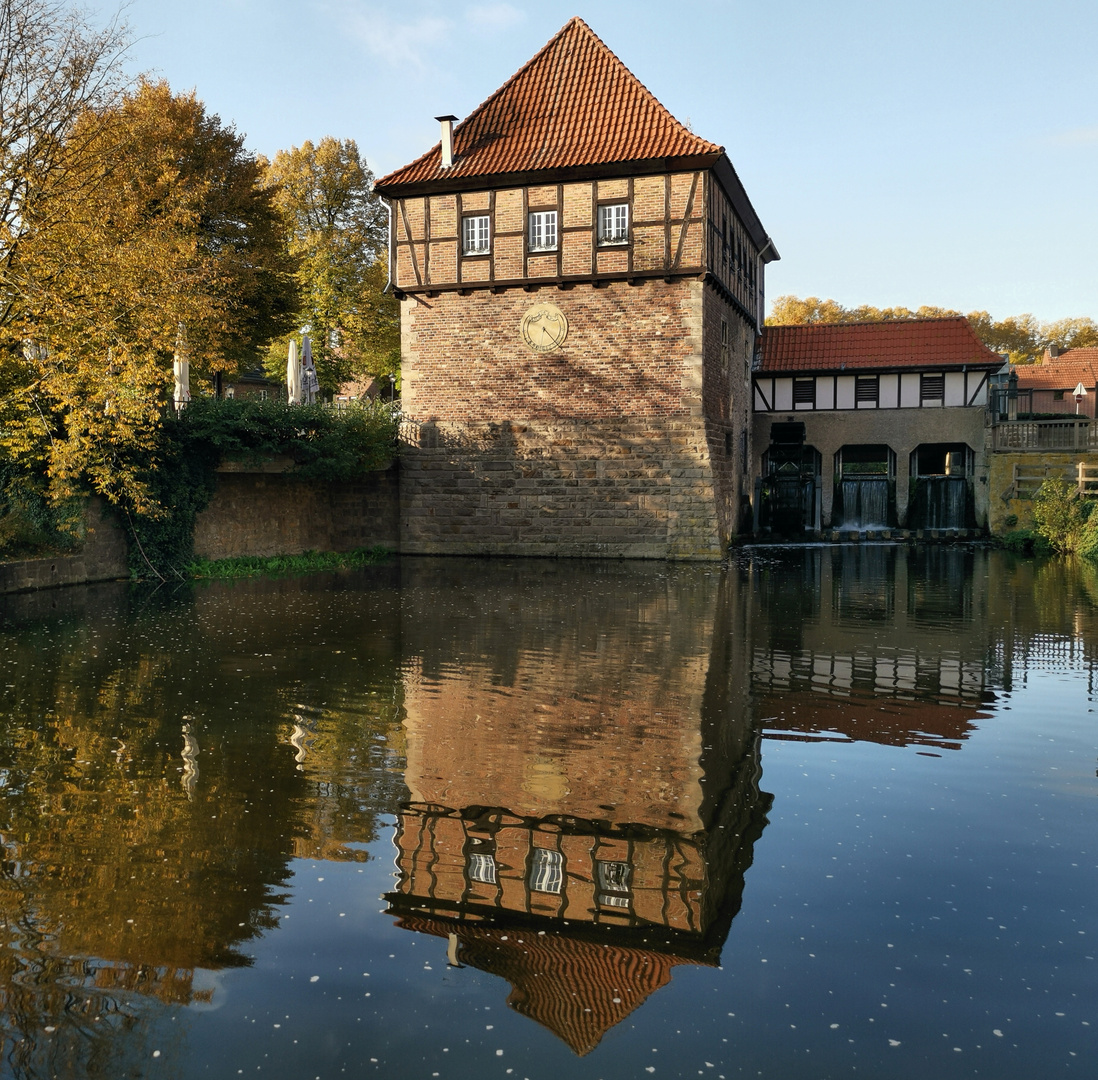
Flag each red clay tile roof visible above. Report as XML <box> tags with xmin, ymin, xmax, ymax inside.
<box><xmin>1013</xmin><ymin>348</ymin><xmax>1098</xmax><ymax>390</ymax></box>
<box><xmin>760</xmin><ymin>318</ymin><xmax>1005</xmax><ymax>374</ymax></box>
<box><xmin>397</xmin><ymin>914</ymin><xmax>703</xmax><ymax>1056</ymax></box>
<box><xmin>375</xmin><ymin>17</ymin><xmax>721</xmax><ymax>193</ymax></box>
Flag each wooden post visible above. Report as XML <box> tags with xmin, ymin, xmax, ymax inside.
<box><xmin>1079</xmin><ymin>460</ymin><xmax>1085</xmax><ymax>495</ymax></box>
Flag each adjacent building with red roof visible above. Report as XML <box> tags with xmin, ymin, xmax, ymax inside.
<box><xmin>377</xmin><ymin>16</ymin><xmax>778</xmax><ymax>558</ymax></box>
<box><xmin>752</xmin><ymin>318</ymin><xmax>1005</xmax><ymax>532</ymax></box>
<box><xmin>1009</xmin><ymin>347</ymin><xmax>1098</xmax><ymax>418</ymax></box>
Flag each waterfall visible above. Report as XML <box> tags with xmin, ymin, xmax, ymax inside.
<box><xmin>839</xmin><ymin>478</ymin><xmax>890</xmax><ymax>529</ymax></box>
<box><xmin>922</xmin><ymin>476</ymin><xmax>968</xmax><ymax>530</ymax></box>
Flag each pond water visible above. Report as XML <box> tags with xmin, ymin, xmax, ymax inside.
<box><xmin>0</xmin><ymin>549</ymin><xmax>1094</xmax><ymax>1079</ymax></box>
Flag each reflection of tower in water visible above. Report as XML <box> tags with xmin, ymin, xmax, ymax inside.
<box><xmin>387</xmin><ymin>561</ymin><xmax>771</xmax><ymax>1055</ymax></box>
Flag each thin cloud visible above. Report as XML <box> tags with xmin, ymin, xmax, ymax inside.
<box><xmin>330</xmin><ymin>2</ymin><xmax>451</xmax><ymax>69</ymax></box>
<box><xmin>465</xmin><ymin>3</ymin><xmax>525</xmax><ymax>31</ymax></box>
<box><xmin>1046</xmin><ymin>125</ymin><xmax>1098</xmax><ymax>147</ymax></box>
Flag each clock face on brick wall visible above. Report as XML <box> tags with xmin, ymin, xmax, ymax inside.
<box><xmin>520</xmin><ymin>303</ymin><xmax>569</xmax><ymax>353</ymax></box>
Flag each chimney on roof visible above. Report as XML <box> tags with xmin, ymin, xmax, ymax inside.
<box><xmin>435</xmin><ymin>115</ymin><xmax>458</xmax><ymax>168</ymax></box>
<box><xmin>1047</xmin><ymin>343</ymin><xmax>1060</xmax><ymax>361</ymax></box>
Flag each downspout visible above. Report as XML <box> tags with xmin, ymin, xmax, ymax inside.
<box><xmin>756</xmin><ymin>237</ymin><xmax>776</xmax><ymax>330</ymax></box>
<box><xmin>383</xmin><ymin>199</ymin><xmax>393</xmax><ymax>294</ymax></box>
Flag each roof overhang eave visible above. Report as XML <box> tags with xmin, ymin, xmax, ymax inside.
<box><xmin>756</xmin><ymin>360</ymin><xmax>1006</xmax><ymax>377</ymax></box>
<box><xmin>375</xmin><ymin>153</ymin><xmax>724</xmax><ymax>200</ymax></box>
<box><xmin>711</xmin><ymin>153</ymin><xmax>773</xmax><ymax>254</ymax></box>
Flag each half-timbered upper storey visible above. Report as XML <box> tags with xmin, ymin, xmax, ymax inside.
<box><xmin>753</xmin><ymin>319</ymin><xmax>1005</xmax><ymax>413</ymax></box>
<box><xmin>374</xmin><ymin>17</ymin><xmax>778</xmax><ymax>327</ymax></box>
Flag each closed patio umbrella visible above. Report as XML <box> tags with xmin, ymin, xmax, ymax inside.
<box><xmin>302</xmin><ymin>334</ymin><xmax>319</xmax><ymax>404</ymax></box>
<box><xmin>286</xmin><ymin>338</ymin><xmax>301</xmax><ymax>404</ymax></box>
<box><xmin>172</xmin><ymin>328</ymin><xmax>191</xmax><ymax>412</ymax></box>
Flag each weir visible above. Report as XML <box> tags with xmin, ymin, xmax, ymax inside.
<box><xmin>838</xmin><ymin>478</ymin><xmax>890</xmax><ymax>530</ymax></box>
<box><xmin>917</xmin><ymin>475</ymin><xmax>969</xmax><ymax>530</ymax></box>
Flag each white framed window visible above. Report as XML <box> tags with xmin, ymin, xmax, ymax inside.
<box><xmin>462</xmin><ymin>215</ymin><xmax>490</xmax><ymax>255</ymax></box>
<box><xmin>596</xmin><ymin>860</ymin><xmax>631</xmax><ymax>908</ymax></box>
<box><xmin>467</xmin><ymin>852</ymin><xmax>497</xmax><ymax>885</ymax></box>
<box><xmin>528</xmin><ymin>210</ymin><xmax>557</xmax><ymax>251</ymax></box>
<box><xmin>597</xmin><ymin>203</ymin><xmax>629</xmax><ymax>245</ymax></box>
<box><xmin>529</xmin><ymin>847</ymin><xmax>563</xmax><ymax>894</ymax></box>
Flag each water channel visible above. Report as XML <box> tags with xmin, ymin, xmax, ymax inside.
<box><xmin>0</xmin><ymin>549</ymin><xmax>1094</xmax><ymax>1079</ymax></box>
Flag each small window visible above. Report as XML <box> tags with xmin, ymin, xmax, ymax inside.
<box><xmin>597</xmin><ymin>203</ymin><xmax>629</xmax><ymax>245</ymax></box>
<box><xmin>920</xmin><ymin>373</ymin><xmax>945</xmax><ymax>402</ymax></box>
<box><xmin>596</xmin><ymin>860</ymin><xmax>631</xmax><ymax>908</ymax></box>
<box><xmin>1053</xmin><ymin>389</ymin><xmax>1066</xmax><ymax>401</ymax></box>
<box><xmin>528</xmin><ymin>210</ymin><xmax>557</xmax><ymax>251</ymax></box>
<box><xmin>461</xmin><ymin>215</ymin><xmax>490</xmax><ymax>255</ymax></box>
<box><xmin>793</xmin><ymin>378</ymin><xmax>816</xmax><ymax>405</ymax></box>
<box><xmin>855</xmin><ymin>375</ymin><xmax>879</xmax><ymax>405</ymax></box>
<box><xmin>467</xmin><ymin>852</ymin><xmax>497</xmax><ymax>885</ymax></box>
<box><xmin>529</xmin><ymin>848</ymin><xmax>563</xmax><ymax>894</ymax></box>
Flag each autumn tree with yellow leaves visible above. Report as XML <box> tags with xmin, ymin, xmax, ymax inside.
<box><xmin>1</xmin><ymin>75</ymin><xmax>298</xmax><ymax>522</ymax></box>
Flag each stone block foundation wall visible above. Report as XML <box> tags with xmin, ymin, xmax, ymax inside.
<box><xmin>987</xmin><ymin>451</ymin><xmax>1098</xmax><ymax>533</ymax></box>
<box><xmin>193</xmin><ymin>466</ymin><xmax>399</xmax><ymax>560</ymax></box>
<box><xmin>0</xmin><ymin>497</ymin><xmax>128</xmax><ymax>594</ymax></box>
<box><xmin>399</xmin><ymin>418</ymin><xmax>726</xmax><ymax>559</ymax></box>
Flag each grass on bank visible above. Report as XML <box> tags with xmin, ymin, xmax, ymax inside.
<box><xmin>185</xmin><ymin>546</ymin><xmax>393</xmax><ymax>579</ymax></box>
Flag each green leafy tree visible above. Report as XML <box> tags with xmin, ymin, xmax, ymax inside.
<box><xmin>259</xmin><ymin>137</ymin><xmax>398</xmax><ymax>389</ymax></box>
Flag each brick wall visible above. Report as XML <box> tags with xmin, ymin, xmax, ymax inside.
<box><xmin>193</xmin><ymin>466</ymin><xmax>399</xmax><ymax>560</ymax></box>
<box><xmin>399</xmin><ymin>277</ymin><xmax>752</xmax><ymax>558</ymax></box>
<box><xmin>401</xmin><ymin>279</ymin><xmax>702</xmax><ymax>422</ymax></box>
<box><xmin>702</xmin><ymin>290</ymin><xmax>756</xmax><ymax>537</ymax></box>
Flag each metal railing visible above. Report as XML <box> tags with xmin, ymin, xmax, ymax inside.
<box><xmin>989</xmin><ymin>386</ymin><xmax>1096</xmax><ymax>420</ymax></box>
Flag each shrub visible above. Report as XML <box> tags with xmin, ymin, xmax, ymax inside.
<box><xmin>1031</xmin><ymin>477</ymin><xmax>1088</xmax><ymax>554</ymax></box>
<box><xmin>0</xmin><ymin>459</ymin><xmax>83</xmax><ymax>560</ymax></box>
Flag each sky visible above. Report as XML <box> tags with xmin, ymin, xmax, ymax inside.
<box><xmin>120</xmin><ymin>0</ymin><xmax>1097</xmax><ymax>322</ymax></box>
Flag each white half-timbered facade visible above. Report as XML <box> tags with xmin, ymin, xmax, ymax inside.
<box><xmin>751</xmin><ymin>319</ymin><xmax>1004</xmax><ymax>533</ymax></box>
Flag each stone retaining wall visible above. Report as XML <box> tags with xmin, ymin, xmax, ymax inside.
<box><xmin>193</xmin><ymin>465</ymin><xmax>400</xmax><ymax>560</ymax></box>
<box><xmin>0</xmin><ymin>498</ymin><xmax>128</xmax><ymax>594</ymax></box>
<box><xmin>987</xmin><ymin>451</ymin><xmax>1092</xmax><ymax>533</ymax></box>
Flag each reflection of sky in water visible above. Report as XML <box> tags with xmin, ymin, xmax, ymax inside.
<box><xmin>0</xmin><ymin>550</ymin><xmax>1094</xmax><ymax>1077</ymax></box>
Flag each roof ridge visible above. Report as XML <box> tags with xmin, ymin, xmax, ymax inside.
<box><xmin>766</xmin><ymin>316</ymin><xmax>971</xmax><ymax>331</ymax></box>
